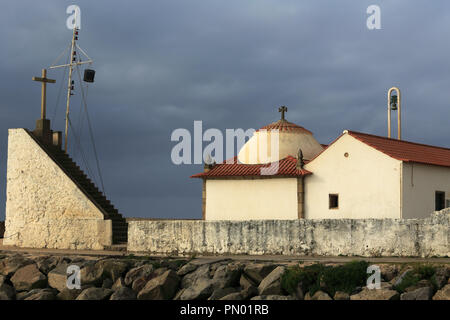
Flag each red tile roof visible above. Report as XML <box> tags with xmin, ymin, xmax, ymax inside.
<box><xmin>191</xmin><ymin>156</ymin><xmax>312</xmax><ymax>178</ymax></box>
<box><xmin>347</xmin><ymin>131</ymin><xmax>450</xmax><ymax>168</ymax></box>
<box><xmin>258</xmin><ymin>119</ymin><xmax>312</xmax><ymax>134</ymax></box>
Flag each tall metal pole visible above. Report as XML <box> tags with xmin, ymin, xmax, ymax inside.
<box><xmin>64</xmin><ymin>12</ymin><xmax>77</xmax><ymax>153</ymax></box>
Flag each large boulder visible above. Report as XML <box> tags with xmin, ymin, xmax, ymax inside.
<box><xmin>180</xmin><ymin>278</ymin><xmax>215</xmax><ymax>300</ymax></box>
<box><xmin>112</xmin><ymin>277</ymin><xmax>127</xmax><ymax>291</ymax></box>
<box><xmin>0</xmin><ymin>256</ymin><xmax>33</xmax><ymax>277</ymax></box>
<box><xmin>220</xmin><ymin>292</ymin><xmax>243</xmax><ymax>300</ymax></box>
<box><xmin>10</xmin><ymin>264</ymin><xmax>47</xmax><ymax>291</ymax></box>
<box><xmin>258</xmin><ymin>266</ymin><xmax>285</xmax><ymax>296</ymax></box>
<box><xmin>110</xmin><ymin>287</ymin><xmax>137</xmax><ymax>300</ymax></box>
<box><xmin>212</xmin><ymin>264</ymin><xmax>242</xmax><ymax>289</ymax></box>
<box><xmin>76</xmin><ymin>288</ymin><xmax>114</xmax><ymax>300</ymax></box>
<box><xmin>305</xmin><ymin>291</ymin><xmax>332</xmax><ymax>300</ymax></box>
<box><xmin>350</xmin><ymin>288</ymin><xmax>400</xmax><ymax>300</ymax></box>
<box><xmin>239</xmin><ymin>273</ymin><xmax>256</xmax><ymax>290</ymax></box>
<box><xmin>0</xmin><ymin>275</ymin><xmax>15</xmax><ymax>300</ymax></box>
<box><xmin>181</xmin><ymin>264</ymin><xmax>210</xmax><ymax>288</ymax></box>
<box><xmin>137</xmin><ymin>270</ymin><xmax>180</xmax><ymax>300</ymax></box>
<box><xmin>244</xmin><ymin>264</ymin><xmax>277</xmax><ymax>285</ymax></box>
<box><xmin>432</xmin><ymin>284</ymin><xmax>450</xmax><ymax>300</ymax></box>
<box><xmin>208</xmin><ymin>287</ymin><xmax>240</xmax><ymax>300</ymax></box>
<box><xmin>79</xmin><ymin>262</ymin><xmax>103</xmax><ymax>286</ymax></box>
<box><xmin>124</xmin><ymin>264</ymin><xmax>154</xmax><ymax>286</ymax></box>
<box><xmin>36</xmin><ymin>256</ymin><xmax>70</xmax><ymax>274</ymax></box>
<box><xmin>24</xmin><ymin>288</ymin><xmax>57</xmax><ymax>300</ymax></box>
<box><xmin>334</xmin><ymin>291</ymin><xmax>350</xmax><ymax>300</ymax></box>
<box><xmin>132</xmin><ymin>267</ymin><xmax>167</xmax><ymax>293</ymax></box>
<box><xmin>400</xmin><ymin>287</ymin><xmax>433</xmax><ymax>300</ymax></box>
<box><xmin>94</xmin><ymin>259</ymin><xmax>130</xmax><ymax>283</ymax></box>
<box><xmin>177</xmin><ymin>263</ymin><xmax>198</xmax><ymax>276</ymax></box>
<box><xmin>48</xmin><ymin>263</ymin><xmax>71</xmax><ymax>292</ymax></box>
<box><xmin>56</xmin><ymin>288</ymin><xmax>85</xmax><ymax>300</ymax></box>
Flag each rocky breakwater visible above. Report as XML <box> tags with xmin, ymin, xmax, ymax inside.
<box><xmin>0</xmin><ymin>252</ymin><xmax>449</xmax><ymax>300</ymax></box>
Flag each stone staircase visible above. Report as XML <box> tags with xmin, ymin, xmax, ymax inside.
<box><xmin>28</xmin><ymin>130</ymin><xmax>128</xmax><ymax>245</ymax></box>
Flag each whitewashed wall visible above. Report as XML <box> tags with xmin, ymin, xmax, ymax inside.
<box><xmin>128</xmin><ymin>209</ymin><xmax>449</xmax><ymax>257</ymax></box>
<box><xmin>3</xmin><ymin>129</ymin><xmax>112</xmax><ymax>250</ymax></box>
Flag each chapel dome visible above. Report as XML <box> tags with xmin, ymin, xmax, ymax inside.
<box><xmin>237</xmin><ymin>108</ymin><xmax>324</xmax><ymax>164</ymax></box>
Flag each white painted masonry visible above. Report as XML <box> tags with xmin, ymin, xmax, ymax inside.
<box><xmin>205</xmin><ymin>178</ymin><xmax>298</xmax><ymax>220</ymax></box>
<box><xmin>3</xmin><ymin>129</ymin><xmax>112</xmax><ymax>250</ymax></box>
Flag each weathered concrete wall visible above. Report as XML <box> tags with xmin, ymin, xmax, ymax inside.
<box><xmin>3</xmin><ymin>129</ymin><xmax>112</xmax><ymax>250</ymax></box>
<box><xmin>128</xmin><ymin>209</ymin><xmax>450</xmax><ymax>257</ymax></box>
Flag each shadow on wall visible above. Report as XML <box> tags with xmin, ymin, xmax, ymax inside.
<box><xmin>0</xmin><ymin>221</ymin><xmax>4</xmax><ymax>238</ymax></box>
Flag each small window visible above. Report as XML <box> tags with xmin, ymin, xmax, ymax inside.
<box><xmin>435</xmin><ymin>191</ymin><xmax>445</xmax><ymax>211</ymax></box>
<box><xmin>446</xmin><ymin>199</ymin><xmax>450</xmax><ymax>208</ymax></box>
<box><xmin>329</xmin><ymin>194</ymin><xmax>339</xmax><ymax>209</ymax></box>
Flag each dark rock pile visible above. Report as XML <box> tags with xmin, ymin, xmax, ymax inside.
<box><xmin>0</xmin><ymin>252</ymin><xmax>449</xmax><ymax>300</ymax></box>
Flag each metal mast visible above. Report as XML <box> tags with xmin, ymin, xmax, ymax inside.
<box><xmin>49</xmin><ymin>10</ymin><xmax>93</xmax><ymax>153</ymax></box>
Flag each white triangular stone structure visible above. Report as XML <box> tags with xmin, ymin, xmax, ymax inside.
<box><xmin>3</xmin><ymin>129</ymin><xmax>112</xmax><ymax>250</ymax></box>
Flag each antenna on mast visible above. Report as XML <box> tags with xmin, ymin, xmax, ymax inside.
<box><xmin>48</xmin><ymin>9</ymin><xmax>94</xmax><ymax>153</ymax></box>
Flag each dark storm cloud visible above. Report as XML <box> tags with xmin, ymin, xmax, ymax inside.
<box><xmin>1</xmin><ymin>0</ymin><xmax>449</xmax><ymax>219</ymax></box>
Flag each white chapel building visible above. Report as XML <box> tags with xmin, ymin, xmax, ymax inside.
<box><xmin>192</xmin><ymin>110</ymin><xmax>450</xmax><ymax>220</ymax></box>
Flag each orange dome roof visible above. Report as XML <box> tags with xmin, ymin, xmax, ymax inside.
<box><xmin>258</xmin><ymin>119</ymin><xmax>313</xmax><ymax>134</ymax></box>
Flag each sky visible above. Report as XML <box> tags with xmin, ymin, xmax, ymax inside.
<box><xmin>0</xmin><ymin>0</ymin><xmax>449</xmax><ymax>220</ymax></box>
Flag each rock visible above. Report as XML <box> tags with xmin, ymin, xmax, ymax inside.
<box><xmin>334</xmin><ymin>291</ymin><xmax>350</xmax><ymax>300</ymax></box>
<box><xmin>24</xmin><ymin>288</ymin><xmax>57</xmax><ymax>300</ymax></box>
<box><xmin>0</xmin><ymin>256</ymin><xmax>33</xmax><ymax>277</ymax></box>
<box><xmin>76</xmin><ymin>288</ymin><xmax>114</xmax><ymax>300</ymax></box>
<box><xmin>244</xmin><ymin>264</ymin><xmax>277</xmax><ymax>285</ymax></box>
<box><xmin>404</xmin><ymin>279</ymin><xmax>431</xmax><ymax>292</ymax></box>
<box><xmin>137</xmin><ymin>270</ymin><xmax>180</xmax><ymax>300</ymax></box>
<box><xmin>112</xmin><ymin>277</ymin><xmax>127</xmax><ymax>290</ymax></box>
<box><xmin>173</xmin><ymin>288</ymin><xmax>185</xmax><ymax>300</ymax></box>
<box><xmin>132</xmin><ymin>267</ymin><xmax>167</xmax><ymax>293</ymax></box>
<box><xmin>36</xmin><ymin>256</ymin><xmax>68</xmax><ymax>274</ymax></box>
<box><xmin>350</xmin><ymin>288</ymin><xmax>400</xmax><ymax>300</ymax></box>
<box><xmin>48</xmin><ymin>263</ymin><xmax>70</xmax><ymax>292</ymax></box>
<box><xmin>180</xmin><ymin>278</ymin><xmax>215</xmax><ymax>300</ymax></box>
<box><xmin>220</xmin><ymin>292</ymin><xmax>243</xmax><ymax>300</ymax></box>
<box><xmin>124</xmin><ymin>264</ymin><xmax>154</xmax><ymax>286</ymax></box>
<box><xmin>102</xmin><ymin>278</ymin><xmax>113</xmax><ymax>289</ymax></box>
<box><xmin>177</xmin><ymin>263</ymin><xmax>198</xmax><ymax>276</ymax></box>
<box><xmin>110</xmin><ymin>287</ymin><xmax>137</xmax><ymax>300</ymax></box>
<box><xmin>10</xmin><ymin>264</ymin><xmax>47</xmax><ymax>291</ymax></box>
<box><xmin>432</xmin><ymin>284</ymin><xmax>450</xmax><ymax>300</ymax></box>
<box><xmin>181</xmin><ymin>264</ymin><xmax>210</xmax><ymax>288</ymax></box>
<box><xmin>57</xmin><ymin>288</ymin><xmax>85</xmax><ymax>300</ymax></box>
<box><xmin>433</xmin><ymin>268</ymin><xmax>449</xmax><ymax>289</ymax></box>
<box><xmin>258</xmin><ymin>266</ymin><xmax>285</xmax><ymax>296</ymax></box>
<box><xmin>400</xmin><ymin>287</ymin><xmax>433</xmax><ymax>300</ymax></box>
<box><xmin>0</xmin><ymin>275</ymin><xmax>15</xmax><ymax>300</ymax></box>
<box><xmin>379</xmin><ymin>264</ymin><xmax>399</xmax><ymax>282</ymax></box>
<box><xmin>212</xmin><ymin>264</ymin><xmax>242</xmax><ymax>289</ymax></box>
<box><xmin>305</xmin><ymin>290</ymin><xmax>332</xmax><ymax>300</ymax></box>
<box><xmin>239</xmin><ymin>273</ymin><xmax>256</xmax><ymax>290</ymax></box>
<box><xmin>251</xmin><ymin>295</ymin><xmax>295</xmax><ymax>300</ymax></box>
<box><xmin>95</xmin><ymin>259</ymin><xmax>129</xmax><ymax>282</ymax></box>
<box><xmin>392</xmin><ymin>269</ymin><xmax>412</xmax><ymax>287</ymax></box>
<box><xmin>241</xmin><ymin>285</ymin><xmax>259</xmax><ymax>300</ymax></box>
<box><xmin>209</xmin><ymin>287</ymin><xmax>240</xmax><ymax>300</ymax></box>
<box><xmin>80</xmin><ymin>262</ymin><xmax>103</xmax><ymax>286</ymax></box>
